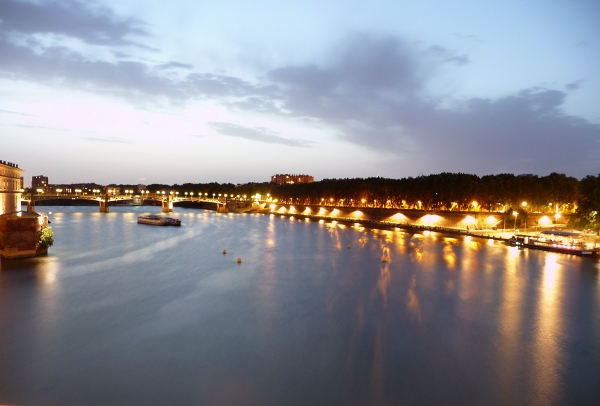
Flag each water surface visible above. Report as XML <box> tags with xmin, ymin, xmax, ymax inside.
<box><xmin>1</xmin><ymin>206</ymin><xmax>599</xmax><ymax>405</ymax></box>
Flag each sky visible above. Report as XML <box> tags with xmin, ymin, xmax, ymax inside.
<box><xmin>1</xmin><ymin>0</ymin><xmax>599</xmax><ymax>186</ymax></box>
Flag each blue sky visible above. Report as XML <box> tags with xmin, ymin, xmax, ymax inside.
<box><xmin>1</xmin><ymin>0</ymin><xmax>599</xmax><ymax>186</ymax></box>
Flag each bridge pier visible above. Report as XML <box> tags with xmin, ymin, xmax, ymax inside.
<box><xmin>99</xmin><ymin>194</ymin><xmax>109</xmax><ymax>213</ymax></box>
<box><xmin>162</xmin><ymin>197</ymin><xmax>173</xmax><ymax>213</ymax></box>
<box><xmin>27</xmin><ymin>196</ymin><xmax>35</xmax><ymax>212</ymax></box>
<box><xmin>217</xmin><ymin>202</ymin><xmax>228</xmax><ymax>213</ymax></box>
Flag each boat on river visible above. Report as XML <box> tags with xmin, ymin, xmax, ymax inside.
<box><xmin>509</xmin><ymin>231</ymin><xmax>600</xmax><ymax>257</ymax></box>
<box><xmin>137</xmin><ymin>215</ymin><xmax>181</xmax><ymax>226</ymax></box>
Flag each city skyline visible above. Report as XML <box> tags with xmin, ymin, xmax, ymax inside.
<box><xmin>2</xmin><ymin>0</ymin><xmax>599</xmax><ymax>186</ymax></box>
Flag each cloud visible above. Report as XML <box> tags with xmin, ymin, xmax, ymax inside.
<box><xmin>80</xmin><ymin>136</ymin><xmax>133</xmax><ymax>144</ymax></box>
<box><xmin>426</xmin><ymin>45</ymin><xmax>469</xmax><ymax>66</ymax></box>
<box><xmin>453</xmin><ymin>32</ymin><xmax>483</xmax><ymax>44</ymax></box>
<box><xmin>565</xmin><ymin>80</ymin><xmax>583</xmax><ymax>91</ymax></box>
<box><xmin>0</xmin><ymin>0</ymin><xmax>149</xmax><ymax>48</ymax></box>
<box><xmin>5</xmin><ymin>123</ymin><xmax>68</xmax><ymax>131</ymax></box>
<box><xmin>258</xmin><ymin>33</ymin><xmax>600</xmax><ymax>175</ymax></box>
<box><xmin>207</xmin><ymin>122</ymin><xmax>312</xmax><ymax>147</ymax></box>
<box><xmin>157</xmin><ymin>61</ymin><xmax>194</xmax><ymax>70</ymax></box>
<box><xmin>0</xmin><ymin>108</ymin><xmax>32</xmax><ymax>116</ymax></box>
<box><xmin>0</xmin><ymin>2</ymin><xmax>597</xmax><ymax>177</ymax></box>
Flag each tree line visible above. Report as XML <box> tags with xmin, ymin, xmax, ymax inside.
<box><xmin>111</xmin><ymin>172</ymin><xmax>600</xmax><ymax>233</ymax></box>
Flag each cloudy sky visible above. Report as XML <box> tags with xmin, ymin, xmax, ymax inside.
<box><xmin>1</xmin><ymin>0</ymin><xmax>599</xmax><ymax>186</ymax></box>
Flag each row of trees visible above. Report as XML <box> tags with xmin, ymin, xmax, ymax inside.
<box><xmin>147</xmin><ymin>173</ymin><xmax>578</xmax><ymax>212</ymax></box>
<box><xmin>270</xmin><ymin>172</ymin><xmax>580</xmax><ymax>212</ymax></box>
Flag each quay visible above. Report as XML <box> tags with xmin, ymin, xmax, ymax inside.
<box><xmin>257</xmin><ymin>203</ymin><xmax>600</xmax><ymax>257</ymax></box>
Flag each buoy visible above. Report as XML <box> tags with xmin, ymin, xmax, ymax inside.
<box><xmin>237</xmin><ymin>257</ymin><xmax>242</xmax><ymax>263</ymax></box>
<box><xmin>347</xmin><ymin>245</ymin><xmax>351</xmax><ymax>249</ymax></box>
<box><xmin>223</xmin><ymin>249</ymin><xmax>227</xmax><ymax>254</ymax></box>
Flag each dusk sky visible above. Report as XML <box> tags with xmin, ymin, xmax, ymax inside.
<box><xmin>1</xmin><ymin>0</ymin><xmax>599</xmax><ymax>186</ymax></box>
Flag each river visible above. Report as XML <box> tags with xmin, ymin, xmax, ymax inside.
<box><xmin>1</xmin><ymin>206</ymin><xmax>599</xmax><ymax>405</ymax></box>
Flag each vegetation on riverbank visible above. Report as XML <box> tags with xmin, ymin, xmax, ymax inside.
<box><xmin>569</xmin><ymin>174</ymin><xmax>600</xmax><ymax>234</ymax></box>
<box><xmin>39</xmin><ymin>226</ymin><xmax>54</xmax><ymax>249</ymax></box>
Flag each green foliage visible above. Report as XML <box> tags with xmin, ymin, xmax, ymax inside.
<box><xmin>569</xmin><ymin>174</ymin><xmax>600</xmax><ymax>234</ymax></box>
<box><xmin>39</xmin><ymin>226</ymin><xmax>54</xmax><ymax>249</ymax></box>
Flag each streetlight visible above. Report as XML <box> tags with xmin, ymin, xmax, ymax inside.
<box><xmin>513</xmin><ymin>211</ymin><xmax>518</xmax><ymax>233</ymax></box>
<box><xmin>521</xmin><ymin>202</ymin><xmax>528</xmax><ymax>232</ymax></box>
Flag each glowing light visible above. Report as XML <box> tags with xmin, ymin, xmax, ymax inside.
<box><xmin>421</xmin><ymin>214</ymin><xmax>441</xmax><ymax>225</ymax></box>
<box><xmin>486</xmin><ymin>216</ymin><xmax>497</xmax><ymax>225</ymax></box>
<box><xmin>539</xmin><ymin>216</ymin><xmax>551</xmax><ymax>225</ymax></box>
<box><xmin>464</xmin><ymin>215</ymin><xmax>476</xmax><ymax>225</ymax></box>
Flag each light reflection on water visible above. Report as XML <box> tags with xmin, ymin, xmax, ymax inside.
<box><xmin>1</xmin><ymin>206</ymin><xmax>599</xmax><ymax>405</ymax></box>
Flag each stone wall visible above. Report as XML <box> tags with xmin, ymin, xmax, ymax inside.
<box><xmin>0</xmin><ymin>212</ymin><xmax>48</xmax><ymax>259</ymax></box>
<box><xmin>265</xmin><ymin>204</ymin><xmax>569</xmax><ymax>229</ymax></box>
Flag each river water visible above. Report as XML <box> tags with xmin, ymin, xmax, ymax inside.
<box><xmin>1</xmin><ymin>206</ymin><xmax>599</xmax><ymax>405</ymax></box>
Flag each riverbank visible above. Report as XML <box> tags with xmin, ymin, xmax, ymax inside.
<box><xmin>260</xmin><ymin>208</ymin><xmax>600</xmax><ymax>255</ymax></box>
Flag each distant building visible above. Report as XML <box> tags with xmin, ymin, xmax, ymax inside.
<box><xmin>49</xmin><ymin>183</ymin><xmax>104</xmax><ymax>195</ymax></box>
<box><xmin>1</xmin><ymin>160</ymin><xmax>23</xmax><ymax>215</ymax></box>
<box><xmin>32</xmin><ymin>175</ymin><xmax>48</xmax><ymax>192</ymax></box>
<box><xmin>271</xmin><ymin>174</ymin><xmax>314</xmax><ymax>185</ymax></box>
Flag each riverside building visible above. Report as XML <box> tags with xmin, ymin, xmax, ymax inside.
<box><xmin>1</xmin><ymin>160</ymin><xmax>23</xmax><ymax>215</ymax></box>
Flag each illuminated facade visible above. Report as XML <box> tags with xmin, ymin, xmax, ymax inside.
<box><xmin>271</xmin><ymin>174</ymin><xmax>314</xmax><ymax>185</ymax></box>
<box><xmin>0</xmin><ymin>160</ymin><xmax>23</xmax><ymax>215</ymax></box>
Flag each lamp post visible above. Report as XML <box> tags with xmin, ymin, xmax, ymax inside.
<box><xmin>513</xmin><ymin>211</ymin><xmax>518</xmax><ymax>233</ymax></box>
<box><xmin>522</xmin><ymin>202</ymin><xmax>528</xmax><ymax>233</ymax></box>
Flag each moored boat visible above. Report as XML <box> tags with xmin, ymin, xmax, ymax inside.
<box><xmin>137</xmin><ymin>215</ymin><xmax>181</xmax><ymax>226</ymax></box>
<box><xmin>509</xmin><ymin>232</ymin><xmax>600</xmax><ymax>257</ymax></box>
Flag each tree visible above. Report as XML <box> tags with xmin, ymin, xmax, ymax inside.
<box><xmin>569</xmin><ymin>175</ymin><xmax>600</xmax><ymax>234</ymax></box>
